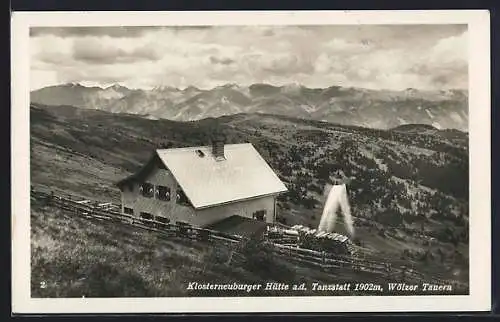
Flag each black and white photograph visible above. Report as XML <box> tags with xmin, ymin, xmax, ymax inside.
<box><xmin>11</xmin><ymin>10</ymin><xmax>491</xmax><ymax>313</ymax></box>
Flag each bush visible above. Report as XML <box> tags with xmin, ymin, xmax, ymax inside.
<box><xmin>352</xmin><ymin>237</ymin><xmax>364</xmax><ymax>247</ymax></box>
<box><xmin>375</xmin><ymin>211</ymin><xmax>404</xmax><ymax>227</ymax></box>
<box><xmin>203</xmin><ymin>246</ymin><xmax>231</xmax><ymax>265</ymax></box>
<box><xmin>237</xmin><ymin>238</ymin><xmax>296</xmax><ymax>281</ymax></box>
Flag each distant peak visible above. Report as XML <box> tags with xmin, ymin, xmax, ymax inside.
<box><xmin>249</xmin><ymin>83</ymin><xmax>279</xmax><ymax>89</ymax></box>
<box><xmin>64</xmin><ymin>82</ymin><xmax>84</xmax><ymax>88</ymax></box>
<box><xmin>61</xmin><ymin>82</ymin><xmax>105</xmax><ymax>90</ymax></box>
<box><xmin>183</xmin><ymin>85</ymin><xmax>200</xmax><ymax>92</ymax></box>
<box><xmin>218</xmin><ymin>83</ymin><xmax>239</xmax><ymax>89</ymax></box>
<box><xmin>153</xmin><ymin>85</ymin><xmax>178</xmax><ymax>92</ymax></box>
<box><xmin>281</xmin><ymin>82</ymin><xmax>304</xmax><ymax>93</ymax></box>
<box><xmin>106</xmin><ymin>83</ymin><xmax>130</xmax><ymax>90</ymax></box>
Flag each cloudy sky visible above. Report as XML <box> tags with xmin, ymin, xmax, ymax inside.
<box><xmin>30</xmin><ymin>25</ymin><xmax>467</xmax><ymax>91</ymax></box>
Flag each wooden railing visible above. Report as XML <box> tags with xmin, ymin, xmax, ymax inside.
<box><xmin>30</xmin><ymin>187</ymin><xmax>468</xmax><ymax>291</ymax></box>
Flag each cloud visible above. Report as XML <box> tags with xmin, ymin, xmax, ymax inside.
<box><xmin>30</xmin><ymin>26</ymin><xmax>158</xmax><ymax>38</ymax></box>
<box><xmin>209</xmin><ymin>56</ymin><xmax>235</xmax><ymax>65</ymax></box>
<box><xmin>29</xmin><ymin>26</ymin><xmax>212</xmax><ymax>38</ymax></box>
<box><xmin>324</xmin><ymin>38</ymin><xmax>369</xmax><ymax>52</ymax></box>
<box><xmin>407</xmin><ymin>32</ymin><xmax>468</xmax><ymax>88</ymax></box>
<box><xmin>71</xmin><ymin>37</ymin><xmax>163</xmax><ymax>64</ymax></box>
<box><xmin>426</xmin><ymin>32</ymin><xmax>468</xmax><ymax>67</ymax></box>
<box><xmin>30</xmin><ymin>25</ymin><xmax>468</xmax><ymax>91</ymax></box>
<box><xmin>260</xmin><ymin>53</ymin><xmax>314</xmax><ymax>76</ymax></box>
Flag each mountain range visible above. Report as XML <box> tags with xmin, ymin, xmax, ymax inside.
<box><xmin>31</xmin><ymin>82</ymin><xmax>469</xmax><ymax>131</ymax></box>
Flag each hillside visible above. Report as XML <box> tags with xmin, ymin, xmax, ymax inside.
<box><xmin>31</xmin><ymin>83</ymin><xmax>468</xmax><ymax>131</ymax></box>
<box><xmin>30</xmin><ymin>103</ymin><xmax>470</xmax><ymax>288</ymax></box>
<box><xmin>31</xmin><ymin>102</ymin><xmax>469</xmax><ymax>225</ymax></box>
<box><xmin>33</xmin><ymin>198</ymin><xmax>367</xmax><ymax>297</ymax></box>
<box><xmin>33</xmin><ymin>196</ymin><xmax>467</xmax><ymax>297</ymax></box>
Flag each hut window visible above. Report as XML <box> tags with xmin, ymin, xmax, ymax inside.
<box><xmin>140</xmin><ymin>212</ymin><xmax>154</xmax><ymax>221</ymax></box>
<box><xmin>156</xmin><ymin>186</ymin><xmax>171</xmax><ymax>201</ymax></box>
<box><xmin>140</xmin><ymin>182</ymin><xmax>154</xmax><ymax>198</ymax></box>
<box><xmin>155</xmin><ymin>216</ymin><xmax>170</xmax><ymax>224</ymax></box>
<box><xmin>124</xmin><ymin>207</ymin><xmax>134</xmax><ymax>215</ymax></box>
<box><xmin>252</xmin><ymin>210</ymin><xmax>267</xmax><ymax>221</ymax></box>
<box><xmin>176</xmin><ymin>189</ymin><xmax>190</xmax><ymax>206</ymax></box>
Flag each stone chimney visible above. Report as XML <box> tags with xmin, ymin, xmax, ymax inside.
<box><xmin>212</xmin><ymin>140</ymin><xmax>225</xmax><ymax>161</ymax></box>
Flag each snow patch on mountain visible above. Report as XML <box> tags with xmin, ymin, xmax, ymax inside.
<box><xmin>30</xmin><ymin>82</ymin><xmax>469</xmax><ymax>131</ymax></box>
<box><xmin>432</xmin><ymin>122</ymin><xmax>442</xmax><ymax>129</ymax></box>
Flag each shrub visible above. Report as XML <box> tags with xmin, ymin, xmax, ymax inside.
<box><xmin>237</xmin><ymin>238</ymin><xmax>296</xmax><ymax>282</ymax></box>
<box><xmin>375</xmin><ymin>210</ymin><xmax>404</xmax><ymax>227</ymax></box>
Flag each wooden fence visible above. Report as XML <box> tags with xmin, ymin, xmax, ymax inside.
<box><xmin>30</xmin><ymin>187</ymin><xmax>468</xmax><ymax>291</ymax></box>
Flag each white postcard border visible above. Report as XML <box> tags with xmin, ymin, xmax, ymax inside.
<box><xmin>11</xmin><ymin>10</ymin><xmax>491</xmax><ymax>313</ymax></box>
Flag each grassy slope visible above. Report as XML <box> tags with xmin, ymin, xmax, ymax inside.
<box><xmin>30</xmin><ymin>103</ymin><xmax>470</xmax><ymax>293</ymax></box>
<box><xmin>33</xmin><ymin>198</ymin><xmax>410</xmax><ymax>297</ymax></box>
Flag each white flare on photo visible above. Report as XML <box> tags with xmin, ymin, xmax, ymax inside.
<box><xmin>317</xmin><ymin>183</ymin><xmax>354</xmax><ymax>238</ymax></box>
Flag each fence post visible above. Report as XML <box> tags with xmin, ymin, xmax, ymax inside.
<box><xmin>46</xmin><ymin>191</ymin><xmax>54</xmax><ymax>205</ymax></box>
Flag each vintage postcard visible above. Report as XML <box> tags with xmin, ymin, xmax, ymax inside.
<box><xmin>11</xmin><ymin>10</ymin><xmax>491</xmax><ymax>313</ymax></box>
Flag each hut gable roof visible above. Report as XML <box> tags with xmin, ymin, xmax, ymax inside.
<box><xmin>117</xmin><ymin>143</ymin><xmax>287</xmax><ymax>209</ymax></box>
